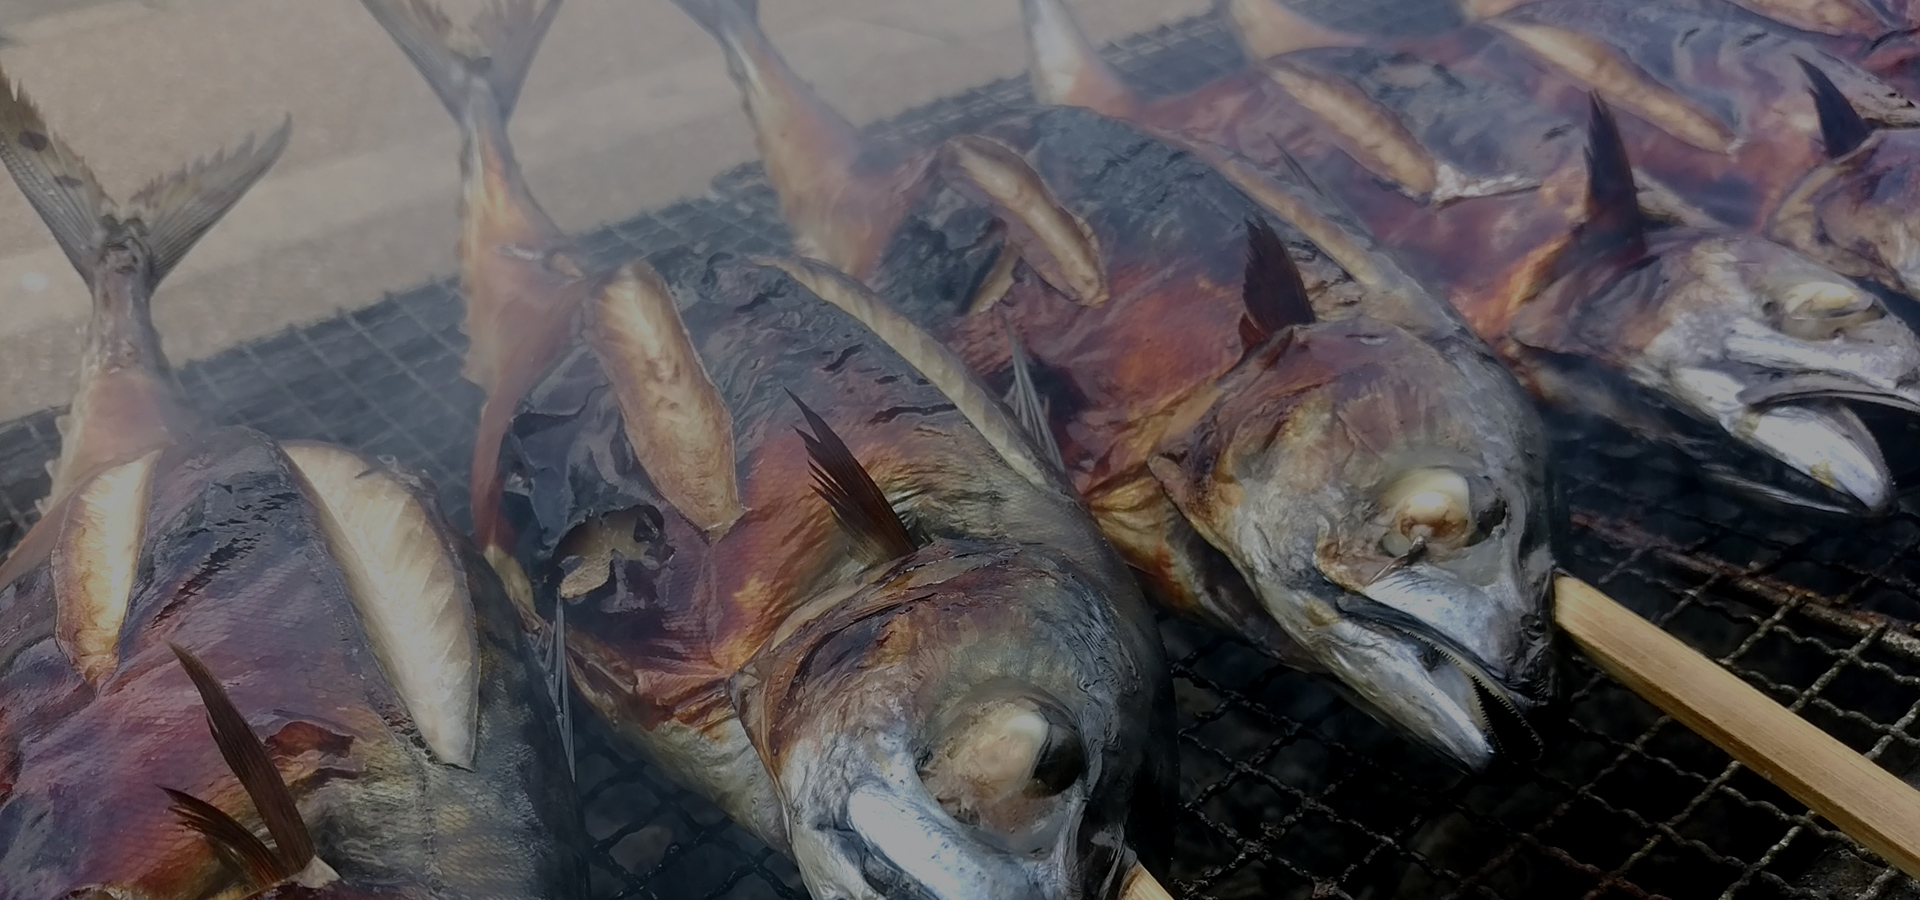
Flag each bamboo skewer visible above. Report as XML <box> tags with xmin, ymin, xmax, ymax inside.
<box><xmin>1123</xmin><ymin>862</ymin><xmax>1175</xmax><ymax>900</ymax></box>
<box><xmin>1556</xmin><ymin>575</ymin><xmax>1920</xmax><ymax>880</ymax></box>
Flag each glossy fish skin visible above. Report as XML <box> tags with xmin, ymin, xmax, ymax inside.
<box><xmin>1128</xmin><ymin>15</ymin><xmax>1918</xmax><ymax>515</ymax></box>
<box><xmin>1414</xmin><ymin>0</ymin><xmax>1920</xmax><ymax>299</ymax></box>
<box><xmin>0</xmin><ymin>70</ymin><xmax>585</xmax><ymax>898</ymax></box>
<box><xmin>366</xmin><ymin>2</ymin><xmax>1176</xmax><ymax>897</ymax></box>
<box><xmin>673</xmin><ymin>0</ymin><xmax>1560</xmax><ymax>770</ymax></box>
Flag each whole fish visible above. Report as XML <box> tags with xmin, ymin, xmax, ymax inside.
<box><xmin>359</xmin><ymin>1</ymin><xmax>1176</xmax><ymax>897</ymax></box>
<box><xmin>669</xmin><ymin>0</ymin><xmax>1558</xmax><ymax>770</ymax></box>
<box><xmin>1448</xmin><ymin>0</ymin><xmax>1920</xmax><ymax>99</ymax></box>
<box><xmin>0</xmin><ymin>70</ymin><xmax>586</xmax><ymax>897</ymax></box>
<box><xmin>1226</xmin><ymin>0</ymin><xmax>1920</xmax><ymax>339</ymax></box>
<box><xmin>1035</xmin><ymin>0</ymin><xmax>1920</xmax><ymax>515</ymax></box>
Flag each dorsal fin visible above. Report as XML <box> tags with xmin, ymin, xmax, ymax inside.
<box><xmin>1797</xmin><ymin>56</ymin><xmax>1875</xmax><ymax>159</ymax></box>
<box><xmin>161</xmin><ymin>787</ymin><xmax>285</xmax><ymax>886</ymax></box>
<box><xmin>753</xmin><ymin>256</ymin><xmax>1060</xmax><ymax>494</ymax></box>
<box><xmin>1242</xmin><ymin>218</ymin><xmax>1315</xmax><ymax>342</ymax></box>
<box><xmin>1556</xmin><ymin>94</ymin><xmax>1649</xmax><ymax>280</ymax></box>
<box><xmin>789</xmin><ymin>391</ymin><xmax>920</xmax><ymax>566</ymax></box>
<box><xmin>167</xmin><ymin>644</ymin><xmax>338</xmax><ymax>888</ymax></box>
<box><xmin>1003</xmin><ymin>322</ymin><xmax>1066</xmax><ymax>471</ymax></box>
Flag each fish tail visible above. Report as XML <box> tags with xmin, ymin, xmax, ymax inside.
<box><xmin>669</xmin><ymin>0</ymin><xmax>882</xmax><ymax>274</ymax></box>
<box><xmin>667</xmin><ymin>0</ymin><xmax>758</xmax><ymax>39</ymax></box>
<box><xmin>0</xmin><ymin>67</ymin><xmax>112</xmax><ymax>284</ymax></box>
<box><xmin>0</xmin><ymin>64</ymin><xmax>290</xmax><ymax>290</ymax></box>
<box><xmin>359</xmin><ymin>0</ymin><xmax>562</xmax><ymax>124</ymax></box>
<box><xmin>1020</xmin><ymin>0</ymin><xmax>1140</xmax><ymax>117</ymax></box>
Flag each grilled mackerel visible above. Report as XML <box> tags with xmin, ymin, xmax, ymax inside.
<box><xmin>0</xmin><ymin>71</ymin><xmax>586</xmax><ymax>898</ymax></box>
<box><xmin>1081</xmin><ymin>0</ymin><xmax>1920</xmax><ymax>515</ymax></box>
<box><xmin>360</xmin><ymin>1</ymin><xmax>1176</xmax><ymax>897</ymax></box>
<box><xmin>669</xmin><ymin>0</ymin><xmax>1559</xmax><ymax>769</ymax></box>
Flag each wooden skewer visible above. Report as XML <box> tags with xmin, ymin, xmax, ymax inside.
<box><xmin>1123</xmin><ymin>862</ymin><xmax>1174</xmax><ymax>900</ymax></box>
<box><xmin>1556</xmin><ymin>575</ymin><xmax>1920</xmax><ymax>879</ymax></box>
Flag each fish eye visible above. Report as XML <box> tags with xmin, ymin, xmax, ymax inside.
<box><xmin>1775</xmin><ymin>281</ymin><xmax>1882</xmax><ymax>340</ymax></box>
<box><xmin>919</xmin><ymin>696</ymin><xmax>1083</xmax><ymax>832</ymax></box>
<box><xmin>1028</xmin><ymin>719</ymin><xmax>1085</xmax><ymax>798</ymax></box>
<box><xmin>1379</xmin><ymin>468</ymin><xmax>1474</xmax><ymax>556</ymax></box>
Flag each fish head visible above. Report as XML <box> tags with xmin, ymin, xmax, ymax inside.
<box><xmin>1790</xmin><ymin>130</ymin><xmax>1920</xmax><ymax>296</ymax></box>
<box><xmin>1775</xmin><ymin>62</ymin><xmax>1920</xmax><ymax>298</ymax></box>
<box><xmin>1149</xmin><ymin>319</ymin><xmax>1555</xmax><ymax>770</ymax></box>
<box><xmin>1527</xmin><ymin>231</ymin><xmax>1912</xmax><ymax>514</ymax></box>
<box><xmin>733</xmin><ymin>541</ymin><xmax>1168</xmax><ymax>900</ymax></box>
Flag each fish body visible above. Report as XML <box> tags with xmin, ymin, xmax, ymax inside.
<box><xmin>673</xmin><ymin>0</ymin><xmax>1560</xmax><ymax>770</ymax></box>
<box><xmin>1105</xmin><ymin>7</ymin><xmax>1920</xmax><ymax>515</ymax></box>
<box><xmin>0</xmin><ymin>69</ymin><xmax>585</xmax><ymax>898</ymax></box>
<box><xmin>365</xmin><ymin>1</ymin><xmax>1176</xmax><ymax>897</ymax></box>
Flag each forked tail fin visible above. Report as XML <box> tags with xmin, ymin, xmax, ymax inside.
<box><xmin>359</xmin><ymin>0</ymin><xmax>562</xmax><ymax>122</ymax></box>
<box><xmin>0</xmin><ymin>66</ymin><xmax>288</xmax><ymax>290</ymax></box>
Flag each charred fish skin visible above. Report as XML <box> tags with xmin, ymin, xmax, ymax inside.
<box><xmin>369</xmin><ymin>1</ymin><xmax>1177</xmax><ymax>895</ymax></box>
<box><xmin>879</xmin><ymin>110</ymin><xmax>1566</xmax><ymax>763</ymax></box>
<box><xmin>492</xmin><ymin>249</ymin><xmax>1177</xmax><ymax>898</ymax></box>
<box><xmin>0</xmin><ymin>69</ymin><xmax>586</xmax><ymax>897</ymax></box>
<box><xmin>1</xmin><ymin>432</ymin><xmax>587</xmax><ymax>899</ymax></box>
<box><xmin>671</xmin><ymin>0</ymin><xmax>1559</xmax><ymax>771</ymax></box>
<box><xmin>1167</xmin><ymin>9</ymin><xmax>1916</xmax><ymax>516</ymax></box>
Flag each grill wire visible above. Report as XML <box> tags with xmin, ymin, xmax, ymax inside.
<box><xmin>2</xmin><ymin>7</ymin><xmax>1920</xmax><ymax>899</ymax></box>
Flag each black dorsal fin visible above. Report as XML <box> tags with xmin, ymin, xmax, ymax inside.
<box><xmin>160</xmin><ymin>786</ymin><xmax>287</xmax><ymax>886</ymax></box>
<box><xmin>1796</xmin><ymin>57</ymin><xmax>1874</xmax><ymax>159</ymax></box>
<box><xmin>789</xmin><ymin>392</ymin><xmax>920</xmax><ymax>565</ymax></box>
<box><xmin>1558</xmin><ymin>95</ymin><xmax>1649</xmax><ymax>280</ymax></box>
<box><xmin>1242</xmin><ymin>218</ymin><xmax>1315</xmax><ymax>344</ymax></box>
<box><xmin>169</xmin><ymin>644</ymin><xmax>317</xmax><ymax>877</ymax></box>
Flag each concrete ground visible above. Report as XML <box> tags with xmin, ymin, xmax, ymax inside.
<box><xmin>0</xmin><ymin>0</ymin><xmax>1205</xmax><ymax>422</ymax></box>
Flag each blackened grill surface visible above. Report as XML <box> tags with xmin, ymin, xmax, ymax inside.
<box><xmin>3</xmin><ymin>9</ymin><xmax>1919</xmax><ymax>900</ymax></box>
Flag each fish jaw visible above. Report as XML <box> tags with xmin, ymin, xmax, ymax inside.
<box><xmin>1148</xmin><ymin>320</ymin><xmax>1555</xmax><ymax>768</ymax></box>
<box><xmin>733</xmin><ymin>543</ymin><xmax>1171</xmax><ymax>900</ymax></box>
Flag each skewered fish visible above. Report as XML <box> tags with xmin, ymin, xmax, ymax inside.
<box><xmin>670</xmin><ymin>0</ymin><xmax>1558</xmax><ymax>769</ymax></box>
<box><xmin>360</xmin><ymin>1</ymin><xmax>1176</xmax><ymax>896</ymax></box>
<box><xmin>1040</xmin><ymin>0</ymin><xmax>1920</xmax><ymax>514</ymax></box>
<box><xmin>0</xmin><ymin>69</ymin><xmax>586</xmax><ymax>898</ymax></box>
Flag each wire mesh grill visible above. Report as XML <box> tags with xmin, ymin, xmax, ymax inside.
<box><xmin>3</xmin><ymin>9</ymin><xmax>1920</xmax><ymax>899</ymax></box>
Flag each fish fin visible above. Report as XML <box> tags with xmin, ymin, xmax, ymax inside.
<box><xmin>0</xmin><ymin>66</ymin><xmax>113</xmax><ymax>283</ymax></box>
<box><xmin>1554</xmin><ymin>94</ymin><xmax>1648</xmax><ymax>281</ymax></box>
<box><xmin>123</xmin><ymin>117</ymin><xmax>291</xmax><ymax>286</ymax></box>
<box><xmin>585</xmin><ymin>261</ymin><xmax>743</xmax><ymax>537</ymax></box>
<box><xmin>753</xmin><ymin>255</ymin><xmax>1061</xmax><ymax>494</ymax></box>
<box><xmin>943</xmin><ymin>133</ymin><xmax>1107</xmax><ymax>307</ymax></box>
<box><xmin>1242</xmin><ymin>218</ymin><xmax>1315</xmax><ymax>341</ymax></box>
<box><xmin>1217</xmin><ymin>0</ymin><xmax>1366</xmax><ymax>61</ymax></box>
<box><xmin>169</xmin><ymin>643</ymin><xmax>318</xmax><ymax>873</ymax></box>
<box><xmin>160</xmin><ymin>786</ymin><xmax>288</xmax><ymax>887</ymax></box>
<box><xmin>1265</xmin><ymin>58</ymin><xmax>1440</xmax><ymax>197</ymax></box>
<box><xmin>550</xmin><ymin>597</ymin><xmax>575</xmax><ymax>779</ymax></box>
<box><xmin>789</xmin><ymin>391</ymin><xmax>921</xmax><ymax>566</ymax></box>
<box><xmin>359</xmin><ymin>0</ymin><xmax>561</xmax><ymax>120</ymax></box>
<box><xmin>1003</xmin><ymin>322</ymin><xmax>1066</xmax><ymax>471</ymax></box>
<box><xmin>669</xmin><ymin>0</ymin><xmax>891</xmax><ymax>276</ymax></box>
<box><xmin>1797</xmin><ymin>56</ymin><xmax>1875</xmax><ymax>158</ymax></box>
<box><xmin>1021</xmin><ymin>0</ymin><xmax>1140</xmax><ymax>117</ymax></box>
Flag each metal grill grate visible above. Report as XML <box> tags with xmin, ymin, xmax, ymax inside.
<box><xmin>3</xmin><ymin>10</ymin><xmax>1919</xmax><ymax>899</ymax></box>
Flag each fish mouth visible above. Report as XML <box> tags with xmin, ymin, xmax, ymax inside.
<box><xmin>1336</xmin><ymin>589</ymin><xmax>1549</xmax><ymax>763</ymax></box>
<box><xmin>1663</xmin><ymin>366</ymin><xmax>1894</xmax><ymax>515</ymax></box>
<box><xmin>1736</xmin><ymin>372</ymin><xmax>1920</xmax><ymax>416</ymax></box>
